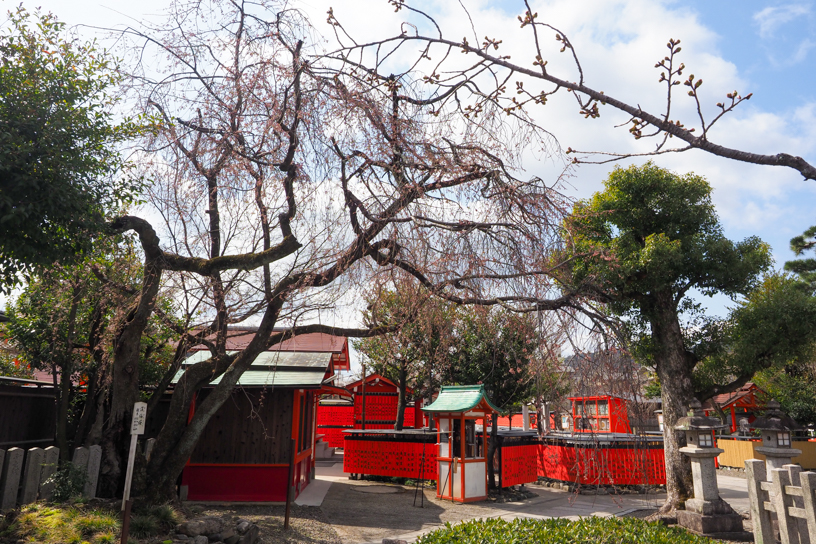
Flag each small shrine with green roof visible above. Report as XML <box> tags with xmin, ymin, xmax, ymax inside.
<box><xmin>423</xmin><ymin>385</ymin><xmax>501</xmax><ymax>502</ymax></box>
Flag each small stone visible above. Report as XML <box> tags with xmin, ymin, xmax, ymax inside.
<box><xmin>224</xmin><ymin>536</ymin><xmax>240</xmax><ymax>544</ymax></box>
<box><xmin>236</xmin><ymin>521</ymin><xmax>251</xmax><ymax>534</ymax></box>
<box><xmin>194</xmin><ymin>536</ymin><xmax>208</xmax><ymax>544</ymax></box>
<box><xmin>237</xmin><ymin>524</ymin><xmax>259</xmax><ymax>544</ymax></box>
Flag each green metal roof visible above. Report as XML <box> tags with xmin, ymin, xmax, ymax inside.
<box><xmin>170</xmin><ymin>350</ymin><xmax>332</xmax><ymax>388</ymax></box>
<box><xmin>422</xmin><ymin>385</ymin><xmax>502</xmax><ymax>414</ymax></box>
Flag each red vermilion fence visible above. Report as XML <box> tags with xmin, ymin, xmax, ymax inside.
<box><xmin>536</xmin><ymin>436</ymin><xmax>666</xmax><ymax>485</ymax></box>
<box><xmin>343</xmin><ymin>431</ymin><xmax>437</xmax><ymax>479</ymax></box>
<box><xmin>341</xmin><ymin>430</ymin><xmax>666</xmax><ymax>487</ymax></box>
<box><xmin>316</xmin><ymin>405</ymin><xmax>353</xmax><ymax>448</ymax></box>
<box><xmin>500</xmin><ymin>444</ymin><xmax>539</xmax><ymax>487</ymax></box>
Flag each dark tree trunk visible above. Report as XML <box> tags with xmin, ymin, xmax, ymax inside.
<box><xmin>394</xmin><ymin>363</ymin><xmax>407</xmax><ymax>431</ymax></box>
<box><xmin>143</xmin><ymin>297</ymin><xmax>287</xmax><ymax>502</ymax></box>
<box><xmin>651</xmin><ymin>294</ymin><xmax>695</xmax><ymax>513</ymax></box>
<box><xmin>56</xmin><ymin>283</ymin><xmax>82</xmax><ymax>461</ymax></box>
<box><xmin>487</xmin><ymin>415</ymin><xmax>498</xmax><ymax>490</ymax></box>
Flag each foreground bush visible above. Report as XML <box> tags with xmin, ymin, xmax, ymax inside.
<box><xmin>415</xmin><ymin>516</ymin><xmax>717</xmax><ymax>544</ymax></box>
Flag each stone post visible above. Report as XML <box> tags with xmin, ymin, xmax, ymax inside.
<box><xmin>83</xmin><ymin>445</ymin><xmax>102</xmax><ymax>499</ymax></box>
<box><xmin>745</xmin><ymin>459</ymin><xmax>775</xmax><ymax>544</ymax></box>
<box><xmin>72</xmin><ymin>446</ymin><xmax>89</xmax><ymax>471</ymax></box>
<box><xmin>786</xmin><ymin>464</ymin><xmax>811</xmax><ymax>544</ymax></box>
<box><xmin>0</xmin><ymin>448</ymin><xmax>24</xmax><ymax>511</ymax></box>
<box><xmin>20</xmin><ymin>448</ymin><xmax>44</xmax><ymax>504</ymax></box>
<box><xmin>38</xmin><ymin>446</ymin><xmax>59</xmax><ymax>501</ymax></box>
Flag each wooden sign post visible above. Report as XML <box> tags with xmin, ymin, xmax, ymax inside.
<box><xmin>120</xmin><ymin>402</ymin><xmax>147</xmax><ymax>544</ymax></box>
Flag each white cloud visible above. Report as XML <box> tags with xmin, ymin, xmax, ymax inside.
<box><xmin>753</xmin><ymin>3</ymin><xmax>812</xmax><ymax>39</ymax></box>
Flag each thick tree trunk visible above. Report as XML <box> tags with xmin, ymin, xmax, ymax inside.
<box><xmin>651</xmin><ymin>296</ymin><xmax>696</xmax><ymax>513</ymax></box>
<box><xmin>394</xmin><ymin>364</ymin><xmax>407</xmax><ymax>431</ymax></box>
<box><xmin>97</xmin><ymin>230</ymin><xmax>163</xmax><ymax>497</ymax></box>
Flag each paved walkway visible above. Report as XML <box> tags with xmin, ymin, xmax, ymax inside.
<box><xmin>303</xmin><ymin>455</ymin><xmax>751</xmax><ymax>544</ymax></box>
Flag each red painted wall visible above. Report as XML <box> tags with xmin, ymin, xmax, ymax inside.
<box><xmin>182</xmin><ymin>465</ymin><xmax>291</xmax><ymax>502</ymax></box>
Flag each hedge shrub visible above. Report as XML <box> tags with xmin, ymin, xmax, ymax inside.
<box><xmin>415</xmin><ymin>516</ymin><xmax>717</xmax><ymax>544</ymax></box>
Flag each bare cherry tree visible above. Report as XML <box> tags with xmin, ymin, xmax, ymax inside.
<box><xmin>89</xmin><ymin>0</ymin><xmax>585</xmax><ymax>500</ymax></box>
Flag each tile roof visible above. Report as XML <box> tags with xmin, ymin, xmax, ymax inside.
<box><xmin>422</xmin><ymin>385</ymin><xmax>501</xmax><ymax>414</ymax></box>
<box><xmin>188</xmin><ymin>328</ymin><xmax>347</xmax><ymax>353</ymax></box>
<box><xmin>171</xmin><ymin>350</ymin><xmax>333</xmax><ymax>388</ymax></box>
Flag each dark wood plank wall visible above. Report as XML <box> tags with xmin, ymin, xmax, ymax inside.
<box><xmin>190</xmin><ymin>388</ymin><xmax>294</xmax><ymax>464</ymax></box>
<box><xmin>0</xmin><ymin>385</ymin><xmax>56</xmax><ymax>447</ymax></box>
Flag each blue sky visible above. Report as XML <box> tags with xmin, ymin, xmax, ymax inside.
<box><xmin>6</xmin><ymin>0</ymin><xmax>816</xmax><ymax>321</ymax></box>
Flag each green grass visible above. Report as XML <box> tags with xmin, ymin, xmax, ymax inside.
<box><xmin>129</xmin><ymin>514</ymin><xmax>159</xmax><ymax>538</ymax></box>
<box><xmin>415</xmin><ymin>517</ymin><xmax>718</xmax><ymax>544</ymax></box>
<box><xmin>1</xmin><ymin>502</ymin><xmax>121</xmax><ymax>544</ymax></box>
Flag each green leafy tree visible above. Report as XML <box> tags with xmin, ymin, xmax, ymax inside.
<box><xmin>0</xmin><ymin>7</ymin><xmax>142</xmax><ymax>291</ymax></box>
<box><xmin>566</xmin><ymin>162</ymin><xmax>771</xmax><ymax>511</ymax></box>
<box><xmin>754</xmin><ymin>367</ymin><xmax>816</xmax><ymax>426</ymax></box>
<box><xmin>353</xmin><ymin>285</ymin><xmax>456</xmax><ymax>430</ymax></box>
<box><xmin>443</xmin><ymin>307</ymin><xmax>536</xmax><ymax>489</ymax></box>
<box><xmin>4</xmin><ymin>237</ymin><xmax>179</xmax><ymax>457</ymax></box>
<box><xmin>692</xmin><ymin>274</ymin><xmax>816</xmax><ymax>400</ymax></box>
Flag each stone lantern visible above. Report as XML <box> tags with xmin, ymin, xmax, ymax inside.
<box><xmin>674</xmin><ymin>399</ymin><xmax>744</xmax><ymax>536</ymax></box>
<box><xmin>752</xmin><ymin>399</ymin><xmax>803</xmax><ymax>472</ymax></box>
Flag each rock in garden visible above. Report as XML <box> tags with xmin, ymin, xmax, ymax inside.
<box><xmin>178</xmin><ymin>517</ymin><xmax>226</xmax><ymax>537</ymax></box>
<box><xmin>237</xmin><ymin>524</ymin><xmax>259</xmax><ymax>544</ymax></box>
<box><xmin>193</xmin><ymin>536</ymin><xmax>209</xmax><ymax>544</ymax></box>
<box><xmin>209</xmin><ymin>527</ymin><xmax>235</xmax><ymax>543</ymax></box>
<box><xmin>236</xmin><ymin>521</ymin><xmax>251</xmax><ymax>534</ymax></box>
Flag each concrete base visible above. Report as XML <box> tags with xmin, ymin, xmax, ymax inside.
<box><xmin>685</xmin><ymin>497</ymin><xmax>736</xmax><ymax>516</ymax></box>
<box><xmin>677</xmin><ymin>509</ymin><xmax>745</xmax><ymax>535</ymax></box>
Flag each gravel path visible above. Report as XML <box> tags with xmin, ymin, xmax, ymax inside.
<box><xmin>193</xmin><ymin>504</ymin><xmax>342</xmax><ymax>544</ymax></box>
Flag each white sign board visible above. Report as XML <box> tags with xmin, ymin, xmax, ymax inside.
<box><xmin>130</xmin><ymin>402</ymin><xmax>147</xmax><ymax>435</ymax></box>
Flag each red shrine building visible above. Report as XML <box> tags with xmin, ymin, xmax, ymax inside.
<box><xmin>703</xmin><ymin>382</ymin><xmax>765</xmax><ymax>433</ymax></box>
<box><xmin>175</xmin><ymin>328</ymin><xmax>350</xmax><ymax>502</ymax></box>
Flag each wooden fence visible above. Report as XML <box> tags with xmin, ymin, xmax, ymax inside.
<box><xmin>746</xmin><ymin>458</ymin><xmax>816</xmax><ymax>544</ymax></box>
<box><xmin>0</xmin><ymin>384</ymin><xmax>55</xmax><ymax>448</ymax></box>
<box><xmin>0</xmin><ymin>445</ymin><xmax>101</xmax><ymax>512</ymax></box>
<box><xmin>722</xmin><ymin>438</ymin><xmax>816</xmax><ymax>470</ymax></box>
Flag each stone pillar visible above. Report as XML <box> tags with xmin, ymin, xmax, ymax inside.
<box><xmin>20</xmin><ymin>448</ymin><xmax>44</xmax><ymax>504</ymax></box>
<box><xmin>522</xmin><ymin>405</ymin><xmax>530</xmax><ymax>432</ymax></box>
<box><xmin>83</xmin><ymin>445</ymin><xmax>102</xmax><ymax>499</ymax></box>
<box><xmin>0</xmin><ymin>448</ymin><xmax>24</xmax><ymax>511</ymax></box>
<box><xmin>38</xmin><ymin>446</ymin><xmax>59</xmax><ymax>501</ymax></box>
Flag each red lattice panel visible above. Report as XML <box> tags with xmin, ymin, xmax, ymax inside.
<box><xmin>501</xmin><ymin>445</ymin><xmax>538</xmax><ymax>487</ymax></box>
<box><xmin>344</xmin><ymin>439</ymin><xmax>438</xmax><ymax>479</ymax></box>
<box><xmin>536</xmin><ymin>442</ymin><xmax>665</xmax><ymax>485</ymax></box>
<box><xmin>317</xmin><ymin>405</ymin><xmax>354</xmax><ymax>426</ymax></box>
<box><xmin>355</xmin><ymin>395</ymin><xmax>398</xmax><ymax>422</ymax></box>
<box><xmin>318</xmin><ymin>427</ymin><xmax>348</xmax><ymax>448</ymax></box>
